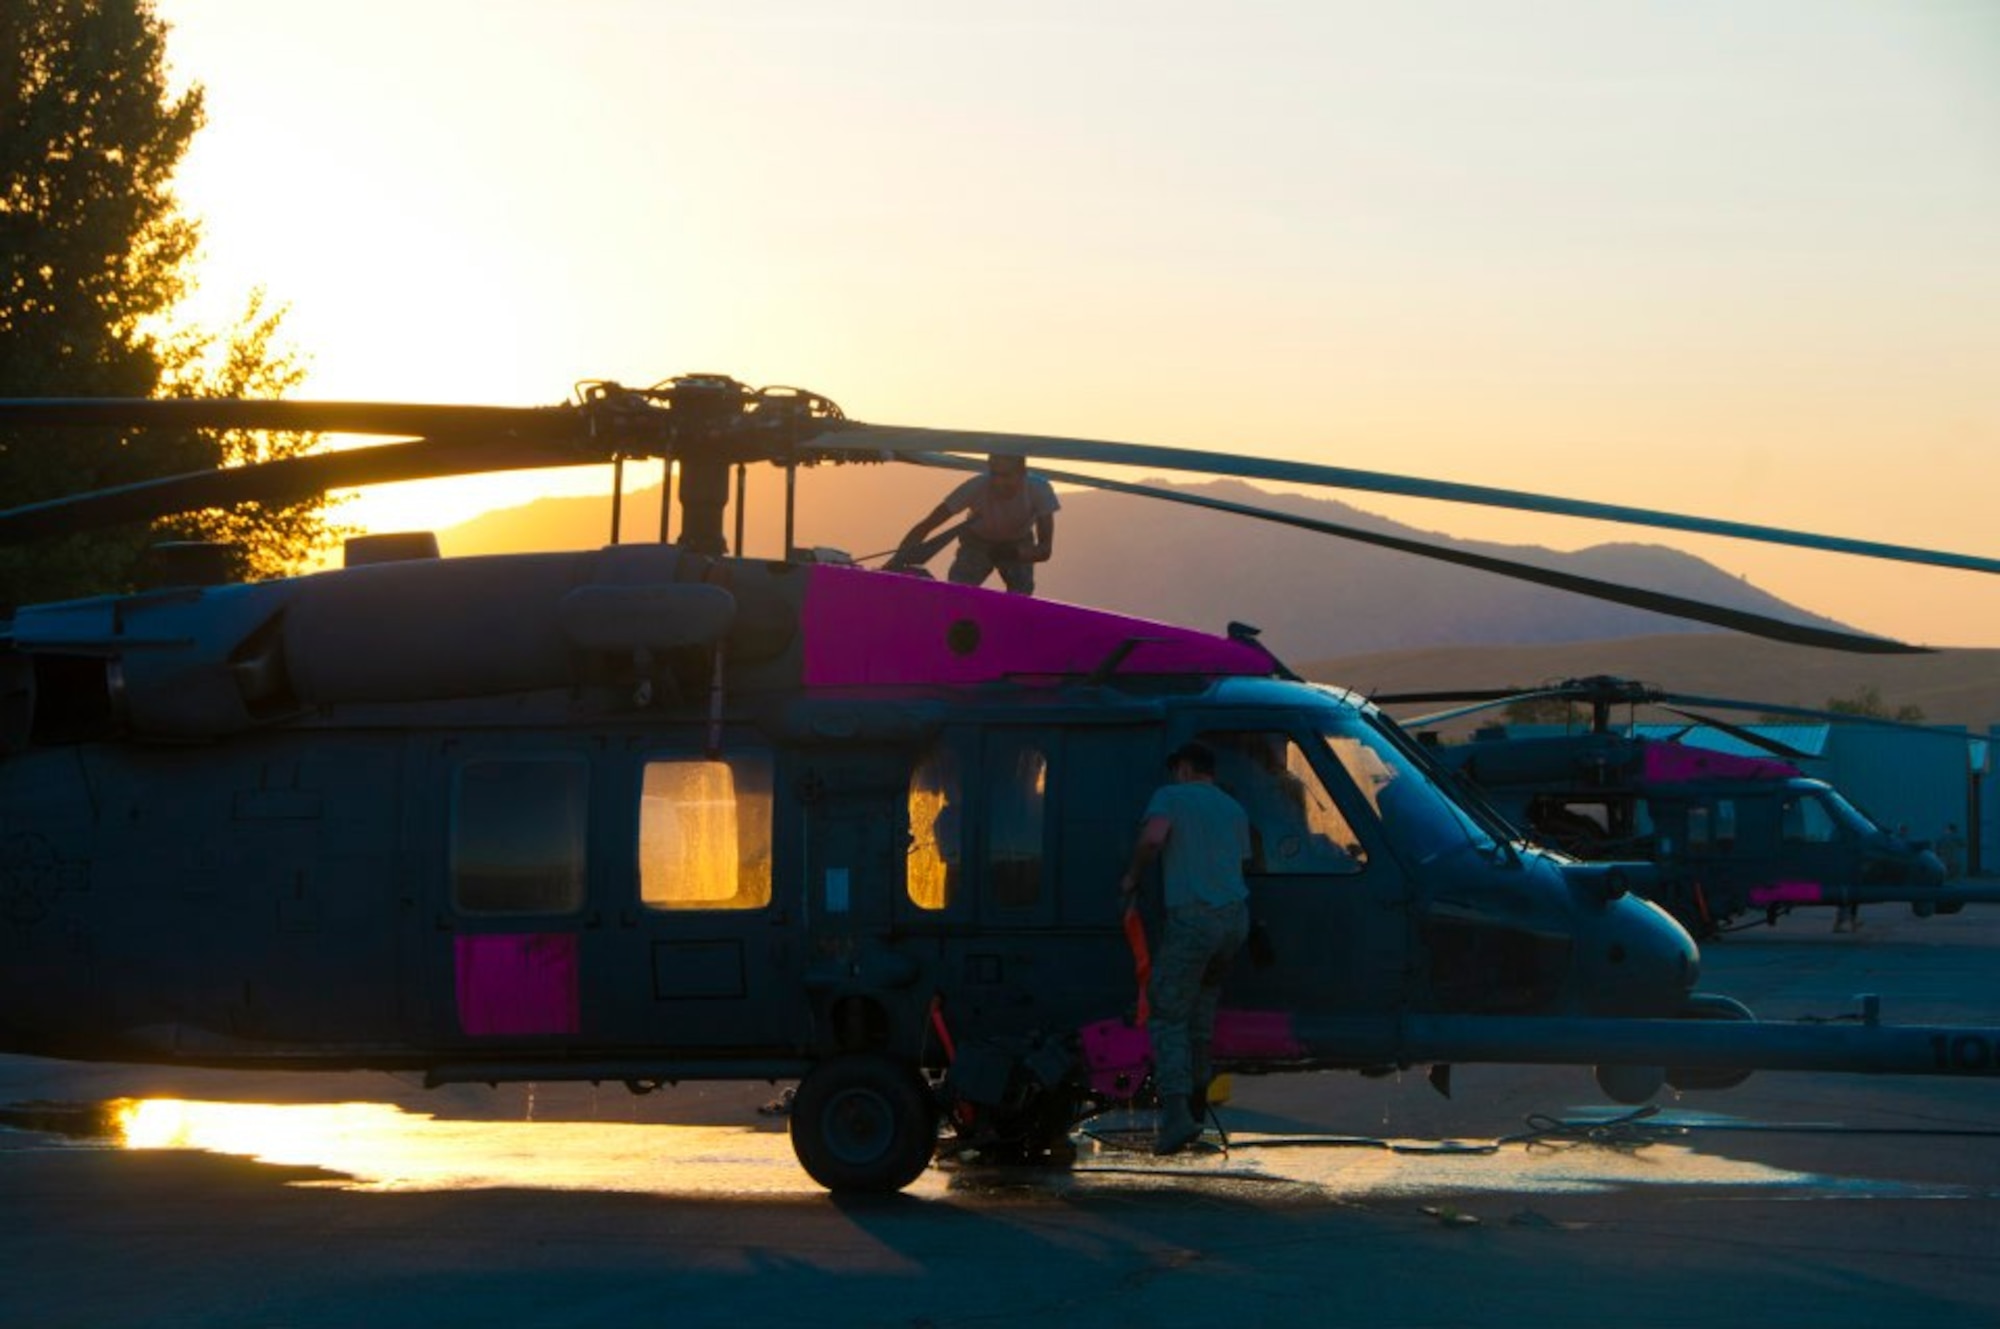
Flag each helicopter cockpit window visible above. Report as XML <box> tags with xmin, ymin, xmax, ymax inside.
<box><xmin>1525</xmin><ymin>797</ymin><xmax>1654</xmax><ymax>858</ymax></box>
<box><xmin>1198</xmin><ymin>732</ymin><xmax>1363</xmax><ymax>874</ymax></box>
<box><xmin>1781</xmin><ymin>793</ymin><xmax>1841</xmax><ymax>845</ymax></box>
<box><xmin>637</xmin><ymin>755</ymin><xmax>774</xmax><ymax>911</ymax></box>
<box><xmin>1330</xmin><ymin>719</ymin><xmax>1497</xmax><ymax>867</ymax></box>
<box><xmin>907</xmin><ymin>745</ymin><xmax>962</xmax><ymax>912</ymax></box>
<box><xmin>451</xmin><ymin>757</ymin><xmax>588</xmax><ymax>915</ymax></box>
<box><xmin>989</xmin><ymin>745</ymin><xmax>1048</xmax><ymax>907</ymax></box>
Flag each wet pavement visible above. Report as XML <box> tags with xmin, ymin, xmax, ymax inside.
<box><xmin>4</xmin><ymin>903</ymin><xmax>2000</xmax><ymax>1327</ymax></box>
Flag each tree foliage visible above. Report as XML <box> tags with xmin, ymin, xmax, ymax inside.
<box><xmin>1824</xmin><ymin>683</ymin><xmax>1926</xmax><ymax>724</ymax></box>
<box><xmin>0</xmin><ymin>0</ymin><xmax>344</xmax><ymax>609</ymax></box>
<box><xmin>1504</xmin><ymin>694</ymin><xmax>1580</xmax><ymax>726</ymax></box>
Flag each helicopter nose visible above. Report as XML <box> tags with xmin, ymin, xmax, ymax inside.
<box><xmin>1579</xmin><ymin>894</ymin><xmax>1699</xmax><ymax>1018</ymax></box>
<box><xmin>1914</xmin><ymin>848</ymin><xmax>1947</xmax><ymax>889</ymax></box>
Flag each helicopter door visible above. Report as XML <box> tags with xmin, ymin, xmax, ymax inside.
<box><xmin>899</xmin><ymin>725</ymin><xmax>1147</xmax><ymax>1034</ymax></box>
<box><xmin>1196</xmin><ymin>728</ymin><xmax>1401</xmax><ymax>1013</ymax></box>
<box><xmin>898</xmin><ymin>727</ymin><xmax>1063</xmax><ymax>931</ymax></box>
<box><xmin>418</xmin><ymin>741</ymin><xmax>596</xmax><ymax>1049</ymax></box>
<box><xmin>586</xmin><ymin>743</ymin><xmax>800</xmax><ymax>1052</ymax></box>
<box><xmin>1778</xmin><ymin>789</ymin><xmax>1852</xmax><ymax>890</ymax></box>
<box><xmin>1685</xmin><ymin>794</ymin><xmax>1755</xmax><ymax>902</ymax></box>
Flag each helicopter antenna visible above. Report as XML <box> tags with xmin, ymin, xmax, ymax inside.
<box><xmin>1228</xmin><ymin>622</ymin><xmax>1300</xmax><ymax>682</ymax></box>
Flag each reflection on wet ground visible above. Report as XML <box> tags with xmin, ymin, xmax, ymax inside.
<box><xmin>0</xmin><ymin>1095</ymin><xmax>1915</xmax><ymax>1201</ymax></box>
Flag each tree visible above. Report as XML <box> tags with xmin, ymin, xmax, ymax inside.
<box><xmin>1825</xmin><ymin>684</ymin><xmax>1926</xmax><ymax>724</ymax></box>
<box><xmin>156</xmin><ymin>287</ymin><xmax>348</xmax><ymax>583</ymax></box>
<box><xmin>1505</xmin><ymin>693</ymin><xmax>1581</xmax><ymax>726</ymax></box>
<box><xmin>0</xmin><ymin>0</ymin><xmax>342</xmax><ymax>609</ymax></box>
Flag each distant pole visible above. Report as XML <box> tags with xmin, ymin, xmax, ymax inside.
<box><xmin>734</xmin><ymin>463</ymin><xmax>747</xmax><ymax>557</ymax></box>
<box><xmin>784</xmin><ymin>461</ymin><xmax>797</xmax><ymax>559</ymax></box>
<box><xmin>610</xmin><ymin>456</ymin><xmax>625</xmax><ymax>544</ymax></box>
<box><xmin>660</xmin><ymin>457</ymin><xmax>675</xmax><ymax>544</ymax></box>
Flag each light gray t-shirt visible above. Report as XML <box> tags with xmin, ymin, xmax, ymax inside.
<box><xmin>1144</xmin><ymin>781</ymin><xmax>1251</xmax><ymax>909</ymax></box>
<box><xmin>943</xmin><ymin>472</ymin><xmax>1060</xmax><ymax>542</ymax></box>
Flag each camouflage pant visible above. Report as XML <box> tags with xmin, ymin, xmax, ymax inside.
<box><xmin>1148</xmin><ymin>899</ymin><xmax>1250</xmax><ymax>1098</ymax></box>
<box><xmin>948</xmin><ymin>536</ymin><xmax>1036</xmax><ymax>594</ymax></box>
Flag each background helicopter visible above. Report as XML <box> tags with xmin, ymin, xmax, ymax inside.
<box><xmin>6</xmin><ymin>374</ymin><xmax>2000</xmax><ymax>1195</ymax></box>
<box><xmin>1374</xmin><ymin>675</ymin><xmax>1997</xmax><ymax>935</ymax></box>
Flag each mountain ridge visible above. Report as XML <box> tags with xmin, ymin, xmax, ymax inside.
<box><xmin>437</xmin><ymin>465</ymin><xmax>1866</xmax><ymax>664</ymax></box>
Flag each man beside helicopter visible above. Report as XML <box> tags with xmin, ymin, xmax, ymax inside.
<box><xmin>895</xmin><ymin>453</ymin><xmax>1059</xmax><ymax>594</ymax></box>
<box><xmin>1120</xmin><ymin>740</ymin><xmax>1254</xmax><ymax>1156</ymax></box>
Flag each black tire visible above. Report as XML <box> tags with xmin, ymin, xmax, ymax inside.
<box><xmin>1665</xmin><ymin>992</ymin><xmax>1756</xmax><ymax>1092</ymax></box>
<box><xmin>789</xmin><ymin>1054</ymin><xmax>939</xmax><ymax>1194</ymax></box>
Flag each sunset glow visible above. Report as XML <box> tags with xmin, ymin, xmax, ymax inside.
<box><xmin>150</xmin><ymin>2</ymin><xmax>2000</xmax><ymax>645</ymax></box>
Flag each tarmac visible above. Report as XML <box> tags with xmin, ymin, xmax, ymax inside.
<box><xmin>4</xmin><ymin>900</ymin><xmax>1999</xmax><ymax>1328</ymax></box>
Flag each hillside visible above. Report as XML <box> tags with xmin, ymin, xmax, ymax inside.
<box><xmin>438</xmin><ymin>465</ymin><xmax>1866</xmax><ymax>663</ymax></box>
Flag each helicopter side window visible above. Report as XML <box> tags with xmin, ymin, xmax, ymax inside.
<box><xmin>637</xmin><ymin>755</ymin><xmax>774</xmax><ymax>911</ymax></box>
<box><xmin>451</xmin><ymin>757</ymin><xmax>588</xmax><ymax>915</ymax></box>
<box><xmin>907</xmin><ymin>745</ymin><xmax>961</xmax><ymax>912</ymax></box>
<box><xmin>1782</xmin><ymin>794</ymin><xmax>1841</xmax><ymax>845</ymax></box>
<box><xmin>989</xmin><ymin>744</ymin><xmax>1048</xmax><ymax>907</ymax></box>
<box><xmin>1688</xmin><ymin>798</ymin><xmax>1738</xmax><ymax>854</ymax></box>
<box><xmin>1198</xmin><ymin>731</ymin><xmax>1363</xmax><ymax>874</ymax></box>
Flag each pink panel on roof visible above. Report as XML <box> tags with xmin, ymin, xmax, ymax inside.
<box><xmin>801</xmin><ymin>564</ymin><xmax>1268</xmax><ymax>686</ymax></box>
<box><xmin>1642</xmin><ymin>744</ymin><xmax>1796</xmax><ymax>784</ymax></box>
<box><xmin>455</xmin><ymin>933</ymin><xmax>579</xmax><ymax>1037</ymax></box>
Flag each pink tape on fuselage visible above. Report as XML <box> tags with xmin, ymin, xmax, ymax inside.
<box><xmin>1643</xmin><ymin>743</ymin><xmax>1796</xmax><ymax>784</ymax></box>
<box><xmin>801</xmin><ymin>564</ymin><xmax>1269</xmax><ymax>686</ymax></box>
<box><xmin>1749</xmin><ymin>881</ymin><xmax>1825</xmax><ymax>905</ymax></box>
<box><xmin>1213</xmin><ymin>1008</ymin><xmax>1307</xmax><ymax>1059</ymax></box>
<box><xmin>455</xmin><ymin>933</ymin><xmax>580</xmax><ymax>1036</ymax></box>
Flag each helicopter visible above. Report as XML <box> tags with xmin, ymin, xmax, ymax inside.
<box><xmin>1374</xmin><ymin>675</ymin><xmax>1997</xmax><ymax>935</ymax></box>
<box><xmin>5</xmin><ymin>373</ymin><xmax>2000</xmax><ymax>1195</ymax></box>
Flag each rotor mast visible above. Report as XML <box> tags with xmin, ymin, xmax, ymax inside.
<box><xmin>580</xmin><ymin>375</ymin><xmax>845</xmax><ymax>559</ymax></box>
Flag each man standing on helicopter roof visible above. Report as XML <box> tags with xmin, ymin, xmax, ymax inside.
<box><xmin>1121</xmin><ymin>741</ymin><xmax>1252</xmax><ymax>1156</ymax></box>
<box><xmin>896</xmin><ymin>453</ymin><xmax>1059</xmax><ymax>594</ymax></box>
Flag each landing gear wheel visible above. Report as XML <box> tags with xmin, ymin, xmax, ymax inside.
<box><xmin>947</xmin><ymin>1086</ymin><xmax>1084</xmax><ymax>1167</ymax></box>
<box><xmin>789</xmin><ymin>1054</ymin><xmax>939</xmax><ymax>1194</ymax></box>
<box><xmin>1665</xmin><ymin>992</ymin><xmax>1757</xmax><ymax>1092</ymax></box>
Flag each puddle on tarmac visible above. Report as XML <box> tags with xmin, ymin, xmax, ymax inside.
<box><xmin>0</xmin><ymin>1096</ymin><xmax>1904</xmax><ymax>1200</ymax></box>
<box><xmin>3</xmin><ymin>1097</ymin><xmax>822</xmax><ymax>1195</ymax></box>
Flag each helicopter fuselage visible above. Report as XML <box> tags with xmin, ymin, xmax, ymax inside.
<box><xmin>1437</xmin><ymin>729</ymin><xmax>1950</xmax><ymax>932</ymax></box>
<box><xmin>0</xmin><ymin>669</ymin><xmax>1692</xmax><ymax>1073</ymax></box>
<box><xmin>10</xmin><ymin>552</ymin><xmax>2000</xmax><ymax>1191</ymax></box>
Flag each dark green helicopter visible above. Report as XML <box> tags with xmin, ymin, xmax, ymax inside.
<box><xmin>4</xmin><ymin>375</ymin><xmax>2000</xmax><ymax>1194</ymax></box>
<box><xmin>1377</xmin><ymin>676</ymin><xmax>1994</xmax><ymax>935</ymax></box>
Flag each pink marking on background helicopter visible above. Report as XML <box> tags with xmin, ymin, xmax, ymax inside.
<box><xmin>1642</xmin><ymin>743</ymin><xmax>1797</xmax><ymax>785</ymax></box>
<box><xmin>801</xmin><ymin>565</ymin><xmax>1270</xmax><ymax>687</ymax></box>
<box><xmin>1749</xmin><ymin>881</ymin><xmax>1827</xmax><ymax>905</ymax></box>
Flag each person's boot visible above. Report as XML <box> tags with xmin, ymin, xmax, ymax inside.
<box><xmin>1154</xmin><ymin>1096</ymin><xmax>1203</xmax><ymax>1156</ymax></box>
<box><xmin>1189</xmin><ymin>1052</ymin><xmax>1212</xmax><ymax>1123</ymax></box>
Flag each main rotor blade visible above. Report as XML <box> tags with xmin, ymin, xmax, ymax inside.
<box><xmin>824</xmin><ymin>425</ymin><xmax>2000</xmax><ymax>576</ymax></box>
<box><xmin>1385</xmin><ymin>677</ymin><xmax>1975</xmax><ymax>745</ymax></box>
<box><xmin>1393</xmin><ymin>694</ymin><xmax>1578</xmax><ymax>729</ymax></box>
<box><xmin>1371</xmin><ymin>688</ymin><xmax>1528</xmax><ymax>706</ymax></box>
<box><xmin>0</xmin><ymin>435</ymin><xmax>597</xmax><ymax>543</ymax></box>
<box><xmin>1660</xmin><ymin>706</ymin><xmax>1817</xmax><ymax>761</ymax></box>
<box><xmin>0</xmin><ymin>397</ymin><xmax>577</xmax><ymax>438</ymax></box>
<box><xmin>1656</xmin><ymin>693</ymin><xmax>1977</xmax><ymax>742</ymax></box>
<box><xmin>901</xmin><ymin>454</ymin><xmax>1923</xmax><ymax>655</ymax></box>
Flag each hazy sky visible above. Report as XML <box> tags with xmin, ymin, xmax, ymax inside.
<box><xmin>150</xmin><ymin>1</ymin><xmax>1999</xmax><ymax>646</ymax></box>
